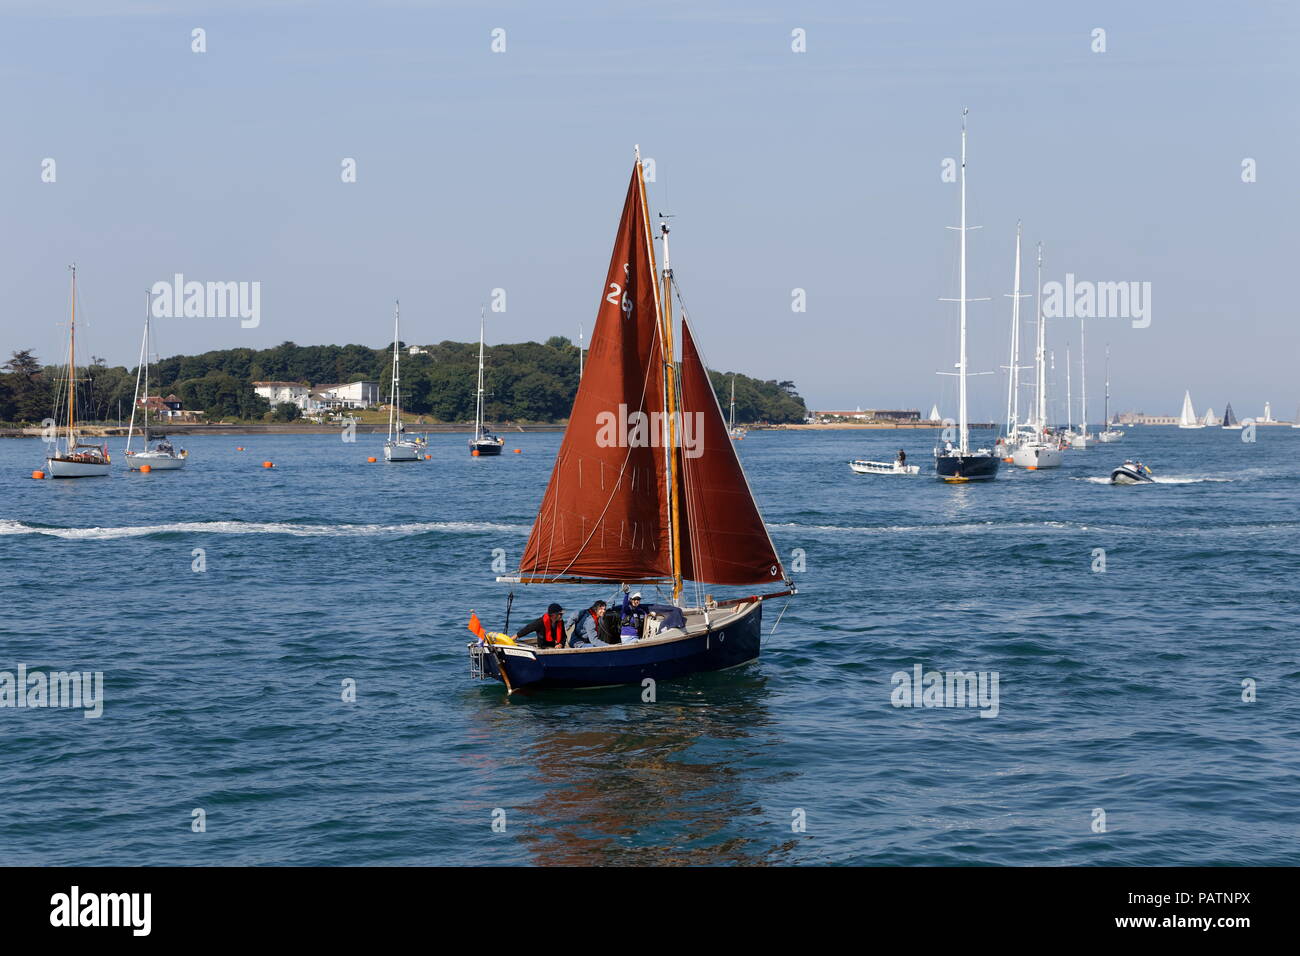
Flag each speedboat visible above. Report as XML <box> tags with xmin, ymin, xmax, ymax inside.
<box><xmin>126</xmin><ymin>437</ymin><xmax>187</xmax><ymax>471</ymax></box>
<box><xmin>849</xmin><ymin>459</ymin><xmax>919</xmax><ymax>476</ymax></box>
<box><xmin>1110</xmin><ymin>460</ymin><xmax>1154</xmax><ymax>485</ymax></box>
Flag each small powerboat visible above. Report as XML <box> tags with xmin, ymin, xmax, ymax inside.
<box><xmin>849</xmin><ymin>459</ymin><xmax>920</xmax><ymax>476</ymax></box>
<box><xmin>1110</xmin><ymin>460</ymin><xmax>1154</xmax><ymax>485</ymax></box>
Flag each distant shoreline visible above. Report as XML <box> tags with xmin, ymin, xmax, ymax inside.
<box><xmin>0</xmin><ymin>423</ymin><xmax>566</xmax><ymax>438</ymax></box>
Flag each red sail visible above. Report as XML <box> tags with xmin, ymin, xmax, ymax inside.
<box><xmin>518</xmin><ymin>165</ymin><xmax>672</xmax><ymax>582</ymax></box>
<box><xmin>676</xmin><ymin>320</ymin><xmax>786</xmax><ymax>586</ymax></box>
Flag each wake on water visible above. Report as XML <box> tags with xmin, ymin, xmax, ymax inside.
<box><xmin>0</xmin><ymin>519</ymin><xmax>528</xmax><ymax>540</ymax></box>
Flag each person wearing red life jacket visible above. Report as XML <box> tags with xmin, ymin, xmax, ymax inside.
<box><xmin>515</xmin><ymin>603</ymin><xmax>568</xmax><ymax>648</ymax></box>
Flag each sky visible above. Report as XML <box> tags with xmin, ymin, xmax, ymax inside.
<box><xmin>2</xmin><ymin>0</ymin><xmax>1296</xmax><ymax>420</ymax></box>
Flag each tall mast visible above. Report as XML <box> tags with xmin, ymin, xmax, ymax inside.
<box><xmin>577</xmin><ymin>323</ymin><xmax>583</xmax><ymax>378</ymax></box>
<box><xmin>388</xmin><ymin>301</ymin><xmax>400</xmax><ymax>442</ymax></box>
<box><xmin>957</xmin><ymin>109</ymin><xmax>969</xmax><ymax>455</ymax></box>
<box><xmin>476</xmin><ymin>306</ymin><xmax>487</xmax><ymax>438</ymax></box>
<box><xmin>1104</xmin><ymin>343</ymin><xmax>1111</xmax><ymax>429</ymax></box>
<box><xmin>639</xmin><ymin>146</ymin><xmax>681</xmax><ymax>603</ymax></box>
<box><xmin>1079</xmin><ymin>317</ymin><xmax>1087</xmax><ymax>435</ymax></box>
<box><xmin>143</xmin><ymin>292</ymin><xmax>151</xmax><ymax>442</ymax></box>
<box><xmin>730</xmin><ymin>375</ymin><xmax>736</xmax><ymax>430</ymax></box>
<box><xmin>1034</xmin><ymin>242</ymin><xmax>1046</xmax><ymax>435</ymax></box>
<box><xmin>1066</xmin><ymin>345</ymin><xmax>1073</xmax><ymax>431</ymax></box>
<box><xmin>1004</xmin><ymin>222</ymin><xmax>1023</xmax><ymax>436</ymax></box>
<box><xmin>127</xmin><ymin>292</ymin><xmax>148</xmax><ymax>454</ymax></box>
<box><xmin>67</xmin><ymin>265</ymin><xmax>77</xmax><ymax>449</ymax></box>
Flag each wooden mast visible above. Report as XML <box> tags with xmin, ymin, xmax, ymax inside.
<box><xmin>636</xmin><ymin>147</ymin><xmax>682</xmax><ymax>603</ymax></box>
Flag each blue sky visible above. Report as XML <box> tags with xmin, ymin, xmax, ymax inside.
<box><xmin>2</xmin><ymin>1</ymin><xmax>1296</xmax><ymax>418</ymax></box>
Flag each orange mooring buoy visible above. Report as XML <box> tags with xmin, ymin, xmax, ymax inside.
<box><xmin>262</xmin><ymin>461</ymin><xmax>274</xmax><ymax>469</ymax></box>
<box><xmin>236</xmin><ymin>446</ymin><xmax>245</xmax><ymax>451</ymax></box>
<box><xmin>367</xmin><ymin>456</ymin><xmax>377</xmax><ymax>463</ymax></box>
<box><xmin>140</xmin><ymin>464</ymin><xmax>152</xmax><ymax>473</ymax></box>
<box><xmin>514</xmin><ymin>448</ymin><xmax>522</xmax><ymax>454</ymax></box>
<box><xmin>31</xmin><ymin>470</ymin><xmax>45</xmax><ymax>480</ymax></box>
<box><xmin>471</xmin><ymin>449</ymin><xmax>480</xmax><ymax>457</ymax></box>
<box><xmin>424</xmin><ymin>454</ymin><xmax>431</xmax><ymax>460</ymax></box>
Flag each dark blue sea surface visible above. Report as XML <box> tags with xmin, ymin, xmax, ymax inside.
<box><xmin>1</xmin><ymin>426</ymin><xmax>1297</xmax><ymax>865</ymax></box>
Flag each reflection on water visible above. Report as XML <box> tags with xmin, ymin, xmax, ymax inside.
<box><xmin>475</xmin><ymin>669</ymin><xmax>799</xmax><ymax>865</ymax></box>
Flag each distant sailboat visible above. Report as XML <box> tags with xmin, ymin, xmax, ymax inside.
<box><xmin>1201</xmin><ymin>407</ymin><xmax>1218</xmax><ymax>427</ymax></box>
<box><xmin>1097</xmin><ymin>343</ymin><xmax>1123</xmax><ymax>442</ymax></box>
<box><xmin>471</xmin><ymin>149</ymin><xmax>794</xmax><ymax>692</ymax></box>
<box><xmin>1009</xmin><ymin>240</ymin><xmax>1064</xmax><ymax>469</ymax></box>
<box><xmin>933</xmin><ymin>110</ymin><xmax>999</xmax><ymax>483</ymax></box>
<box><xmin>728</xmin><ymin>375</ymin><xmax>746</xmax><ymax>440</ymax></box>
<box><xmin>44</xmin><ymin>265</ymin><xmax>111</xmax><ymax>478</ymax></box>
<box><xmin>469</xmin><ymin>307</ymin><xmax>505</xmax><ymax>456</ymax></box>
<box><xmin>928</xmin><ymin>403</ymin><xmax>941</xmax><ymax>422</ymax></box>
<box><xmin>1221</xmin><ymin>402</ymin><xmax>1241</xmax><ymax>429</ymax></box>
<box><xmin>384</xmin><ymin>301</ymin><xmax>424</xmax><ymax>462</ymax></box>
<box><xmin>125</xmin><ymin>291</ymin><xmax>187</xmax><ymax>471</ymax></box>
<box><xmin>1177</xmin><ymin>390</ymin><xmax>1203</xmax><ymax>429</ymax></box>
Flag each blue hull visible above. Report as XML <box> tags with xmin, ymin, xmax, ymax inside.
<box><xmin>471</xmin><ymin>602</ymin><xmax>763</xmax><ymax>690</ymax></box>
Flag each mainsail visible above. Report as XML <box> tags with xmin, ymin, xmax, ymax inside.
<box><xmin>517</xmin><ymin>157</ymin><xmax>785</xmax><ymax>592</ymax></box>
<box><xmin>1178</xmin><ymin>390</ymin><xmax>1197</xmax><ymax>427</ymax></box>
<box><xmin>1222</xmin><ymin>402</ymin><xmax>1238</xmax><ymax>427</ymax></box>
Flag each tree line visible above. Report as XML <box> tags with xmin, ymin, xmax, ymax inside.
<box><xmin>0</xmin><ymin>338</ymin><xmax>807</xmax><ymax>425</ymax></box>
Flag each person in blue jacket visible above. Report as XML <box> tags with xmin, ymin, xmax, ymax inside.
<box><xmin>619</xmin><ymin>586</ymin><xmax>647</xmax><ymax>640</ymax></box>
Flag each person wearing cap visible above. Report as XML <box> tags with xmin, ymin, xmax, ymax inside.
<box><xmin>515</xmin><ymin>602</ymin><xmax>569</xmax><ymax>648</ymax></box>
<box><xmin>619</xmin><ymin>585</ymin><xmax>647</xmax><ymax>640</ymax></box>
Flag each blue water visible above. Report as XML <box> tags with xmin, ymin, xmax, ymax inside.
<box><xmin>1</xmin><ymin>427</ymin><xmax>1297</xmax><ymax>865</ymax></box>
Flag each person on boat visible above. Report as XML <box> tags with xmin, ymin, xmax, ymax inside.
<box><xmin>514</xmin><ymin>602</ymin><xmax>568</xmax><ymax>648</ymax></box>
<box><xmin>897</xmin><ymin>449</ymin><xmax>907</xmax><ymax>466</ymax></box>
<box><xmin>598</xmin><ymin>608</ymin><xmax>623</xmax><ymax>645</ymax></box>
<box><xmin>567</xmin><ymin>600</ymin><xmax>607</xmax><ymax>647</ymax></box>
<box><xmin>619</xmin><ymin>587</ymin><xmax>647</xmax><ymax>640</ymax></box>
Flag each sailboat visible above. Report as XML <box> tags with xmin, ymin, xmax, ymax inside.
<box><xmin>383</xmin><ymin>301</ymin><xmax>424</xmax><ymax>462</ymax></box>
<box><xmin>933</xmin><ymin>110</ymin><xmax>999</xmax><ymax>483</ymax></box>
<box><xmin>125</xmin><ymin>292</ymin><xmax>187</xmax><ymax>470</ymax></box>
<box><xmin>728</xmin><ymin>375</ymin><xmax>746</xmax><ymax>440</ymax></box>
<box><xmin>469</xmin><ymin>307</ymin><xmax>505</xmax><ymax>456</ymax></box>
<box><xmin>928</xmin><ymin>403</ymin><xmax>941</xmax><ymax>422</ymax></box>
<box><xmin>1222</xmin><ymin>402</ymin><xmax>1241</xmax><ymax>429</ymax></box>
<box><xmin>44</xmin><ymin>265</ymin><xmax>111</xmax><ymax>478</ymax></box>
<box><xmin>468</xmin><ymin>150</ymin><xmax>794</xmax><ymax>691</ymax></box>
<box><xmin>996</xmin><ymin>222</ymin><xmax>1029</xmax><ymax>462</ymax></box>
<box><xmin>1201</xmin><ymin>407</ymin><xmax>1218</xmax><ymax>427</ymax></box>
<box><xmin>1008</xmin><ymin>241</ymin><xmax>1064</xmax><ymax>469</ymax></box>
<box><xmin>1177</xmin><ymin>390</ymin><xmax>1203</xmax><ymax>429</ymax></box>
<box><xmin>1097</xmin><ymin>344</ymin><xmax>1124</xmax><ymax>442</ymax></box>
<box><xmin>1066</xmin><ymin>319</ymin><xmax>1093</xmax><ymax>448</ymax></box>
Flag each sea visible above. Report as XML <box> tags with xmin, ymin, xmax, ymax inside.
<box><xmin>1</xmin><ymin>426</ymin><xmax>1297</xmax><ymax>865</ymax></box>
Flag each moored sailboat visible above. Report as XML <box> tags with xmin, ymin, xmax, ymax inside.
<box><xmin>1222</xmin><ymin>402</ymin><xmax>1241</xmax><ymax>429</ymax></box>
<box><xmin>934</xmin><ymin>110</ymin><xmax>999</xmax><ymax>483</ymax></box>
<box><xmin>728</xmin><ymin>375</ymin><xmax>746</xmax><ymax>440</ymax></box>
<box><xmin>1097</xmin><ymin>344</ymin><xmax>1124</xmax><ymax>442</ymax></box>
<box><xmin>1008</xmin><ymin>241</ymin><xmax>1064</xmax><ymax>469</ymax></box>
<box><xmin>383</xmin><ymin>301</ymin><xmax>424</xmax><ymax>462</ymax></box>
<box><xmin>469</xmin><ymin>307</ymin><xmax>505</xmax><ymax>456</ymax></box>
<box><xmin>125</xmin><ymin>291</ymin><xmax>187</xmax><ymax>471</ymax></box>
<box><xmin>44</xmin><ymin>266</ymin><xmax>111</xmax><ymax>478</ymax></box>
<box><xmin>468</xmin><ymin>150</ymin><xmax>794</xmax><ymax>691</ymax></box>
